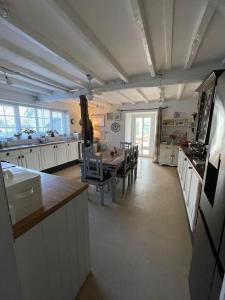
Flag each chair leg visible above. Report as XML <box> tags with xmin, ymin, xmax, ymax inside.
<box><xmin>122</xmin><ymin>177</ymin><xmax>126</xmax><ymax>194</ymax></box>
<box><xmin>134</xmin><ymin>166</ymin><xmax>137</xmax><ymax>180</ymax></box>
<box><xmin>99</xmin><ymin>185</ymin><xmax>104</xmax><ymax>205</ymax></box>
<box><xmin>128</xmin><ymin>174</ymin><xmax>131</xmax><ymax>186</ymax></box>
<box><xmin>131</xmin><ymin>169</ymin><xmax>133</xmax><ymax>183</ymax></box>
<box><xmin>107</xmin><ymin>182</ymin><xmax>111</xmax><ymax>192</ymax></box>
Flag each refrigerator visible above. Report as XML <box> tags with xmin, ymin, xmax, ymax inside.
<box><xmin>189</xmin><ymin>71</ymin><xmax>225</xmax><ymax>299</ymax></box>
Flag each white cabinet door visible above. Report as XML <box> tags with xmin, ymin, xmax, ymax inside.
<box><xmin>159</xmin><ymin>146</ymin><xmax>172</xmax><ymax>165</ymax></box>
<box><xmin>41</xmin><ymin>145</ymin><xmax>56</xmax><ymax>169</ymax></box>
<box><xmin>187</xmin><ymin>171</ymin><xmax>201</xmax><ymax>231</ymax></box>
<box><xmin>171</xmin><ymin>146</ymin><xmax>179</xmax><ymax>166</ymax></box>
<box><xmin>55</xmin><ymin>143</ymin><xmax>68</xmax><ymax>165</ymax></box>
<box><xmin>184</xmin><ymin>162</ymin><xmax>192</xmax><ymax>204</ymax></box>
<box><xmin>67</xmin><ymin>142</ymin><xmax>79</xmax><ymax>161</ymax></box>
<box><xmin>15</xmin><ymin>224</ymin><xmax>51</xmax><ymax>300</ymax></box>
<box><xmin>181</xmin><ymin>157</ymin><xmax>188</xmax><ymax>189</ymax></box>
<box><xmin>177</xmin><ymin>149</ymin><xmax>184</xmax><ymax>176</ymax></box>
<box><xmin>0</xmin><ymin>150</ymin><xmax>22</xmax><ymax>166</ymax></box>
<box><xmin>20</xmin><ymin>148</ymin><xmax>42</xmax><ymax>171</ymax></box>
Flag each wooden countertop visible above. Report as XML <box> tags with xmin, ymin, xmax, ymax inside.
<box><xmin>13</xmin><ymin>172</ymin><xmax>88</xmax><ymax>239</ymax></box>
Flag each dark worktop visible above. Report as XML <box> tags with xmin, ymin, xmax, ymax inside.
<box><xmin>180</xmin><ymin>146</ymin><xmax>206</xmax><ymax>181</ymax></box>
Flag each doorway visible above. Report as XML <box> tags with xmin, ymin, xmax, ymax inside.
<box><xmin>126</xmin><ymin>112</ymin><xmax>156</xmax><ymax>157</ymax></box>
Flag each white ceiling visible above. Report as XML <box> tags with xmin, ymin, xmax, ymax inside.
<box><xmin>0</xmin><ymin>0</ymin><xmax>224</xmax><ymax>105</ymax></box>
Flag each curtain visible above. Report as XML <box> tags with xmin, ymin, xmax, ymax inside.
<box><xmin>152</xmin><ymin>108</ymin><xmax>162</xmax><ymax>163</ymax></box>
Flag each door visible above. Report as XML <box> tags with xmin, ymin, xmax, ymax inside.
<box><xmin>55</xmin><ymin>143</ymin><xmax>68</xmax><ymax>165</ymax></box>
<box><xmin>41</xmin><ymin>145</ymin><xmax>56</xmax><ymax>170</ymax></box>
<box><xmin>67</xmin><ymin>142</ymin><xmax>78</xmax><ymax>161</ymax></box>
<box><xmin>132</xmin><ymin>114</ymin><xmax>155</xmax><ymax>157</ymax></box>
<box><xmin>20</xmin><ymin>148</ymin><xmax>42</xmax><ymax>171</ymax></box>
<box><xmin>184</xmin><ymin>162</ymin><xmax>192</xmax><ymax>204</ymax></box>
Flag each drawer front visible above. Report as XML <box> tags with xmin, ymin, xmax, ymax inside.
<box><xmin>21</xmin><ymin>147</ymin><xmax>41</xmax><ymax>154</ymax></box>
<box><xmin>0</xmin><ymin>150</ymin><xmax>21</xmax><ymax>159</ymax></box>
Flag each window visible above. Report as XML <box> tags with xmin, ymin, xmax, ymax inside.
<box><xmin>37</xmin><ymin>108</ymin><xmax>51</xmax><ymax>134</ymax></box>
<box><xmin>0</xmin><ymin>102</ymin><xmax>68</xmax><ymax>138</ymax></box>
<box><xmin>0</xmin><ymin>104</ymin><xmax>16</xmax><ymax>138</ymax></box>
<box><xmin>52</xmin><ymin>111</ymin><xmax>64</xmax><ymax>134</ymax></box>
<box><xmin>19</xmin><ymin>106</ymin><xmax>37</xmax><ymax>131</ymax></box>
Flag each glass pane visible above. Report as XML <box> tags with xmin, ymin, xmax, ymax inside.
<box><xmin>52</xmin><ymin>111</ymin><xmax>63</xmax><ymax>134</ymax></box>
<box><xmin>0</xmin><ymin>116</ymin><xmax>6</xmax><ymax>127</ymax></box>
<box><xmin>19</xmin><ymin>106</ymin><xmax>36</xmax><ymax>118</ymax></box>
<box><xmin>0</xmin><ymin>105</ymin><xmax>4</xmax><ymax>115</ymax></box>
<box><xmin>5</xmin><ymin>116</ymin><xmax>16</xmax><ymax>128</ymax></box>
<box><xmin>4</xmin><ymin>105</ymin><xmax>14</xmax><ymax>116</ymax></box>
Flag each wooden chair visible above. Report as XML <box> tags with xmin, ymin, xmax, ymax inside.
<box><xmin>120</xmin><ymin>141</ymin><xmax>132</xmax><ymax>150</ymax></box>
<box><xmin>131</xmin><ymin>145</ymin><xmax>139</xmax><ymax>181</ymax></box>
<box><xmin>117</xmin><ymin>149</ymin><xmax>132</xmax><ymax>194</ymax></box>
<box><xmin>81</xmin><ymin>147</ymin><xmax>111</xmax><ymax>205</ymax></box>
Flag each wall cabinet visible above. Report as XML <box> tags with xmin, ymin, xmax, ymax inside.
<box><xmin>177</xmin><ymin>148</ymin><xmax>202</xmax><ymax>231</ymax></box>
<box><xmin>159</xmin><ymin>145</ymin><xmax>179</xmax><ymax>166</ymax></box>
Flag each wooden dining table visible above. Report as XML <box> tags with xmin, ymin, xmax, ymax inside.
<box><xmin>80</xmin><ymin>149</ymin><xmax>126</xmax><ymax>202</ymax></box>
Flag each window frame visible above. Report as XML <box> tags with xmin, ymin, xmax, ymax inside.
<box><xmin>0</xmin><ymin>101</ymin><xmax>69</xmax><ymax>138</ymax></box>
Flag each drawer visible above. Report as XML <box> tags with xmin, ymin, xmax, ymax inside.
<box><xmin>21</xmin><ymin>147</ymin><xmax>41</xmax><ymax>154</ymax></box>
<box><xmin>0</xmin><ymin>150</ymin><xmax>21</xmax><ymax>159</ymax></box>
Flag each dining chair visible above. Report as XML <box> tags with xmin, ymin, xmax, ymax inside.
<box><xmin>117</xmin><ymin>149</ymin><xmax>132</xmax><ymax>194</ymax></box>
<box><xmin>120</xmin><ymin>141</ymin><xmax>132</xmax><ymax>150</ymax></box>
<box><xmin>131</xmin><ymin>145</ymin><xmax>139</xmax><ymax>181</ymax></box>
<box><xmin>81</xmin><ymin>146</ymin><xmax>111</xmax><ymax>205</ymax></box>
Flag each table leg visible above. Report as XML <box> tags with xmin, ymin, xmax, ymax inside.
<box><xmin>111</xmin><ymin>170</ymin><xmax>117</xmax><ymax>202</ymax></box>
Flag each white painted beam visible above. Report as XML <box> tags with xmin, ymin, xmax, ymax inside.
<box><xmin>38</xmin><ymin>62</ymin><xmax>222</xmax><ymax>101</ymax></box>
<box><xmin>163</xmin><ymin>0</ymin><xmax>174</xmax><ymax>70</ymax></box>
<box><xmin>184</xmin><ymin>0</ymin><xmax>218</xmax><ymax>69</ymax></box>
<box><xmin>48</xmin><ymin>0</ymin><xmax>129</xmax><ymax>82</ymax></box>
<box><xmin>0</xmin><ymin>38</ymin><xmax>84</xmax><ymax>89</ymax></box>
<box><xmin>0</xmin><ymin>83</ymin><xmax>38</xmax><ymax>97</ymax></box>
<box><xmin>136</xmin><ymin>89</ymin><xmax>149</xmax><ymax>103</ymax></box>
<box><xmin>176</xmin><ymin>83</ymin><xmax>185</xmax><ymax>100</ymax></box>
<box><xmin>0</xmin><ymin>60</ymin><xmax>73</xmax><ymax>92</ymax></box>
<box><xmin>130</xmin><ymin>0</ymin><xmax>156</xmax><ymax>77</ymax></box>
<box><xmin>0</xmin><ymin>17</ymin><xmax>104</xmax><ymax>85</ymax></box>
<box><xmin>0</xmin><ymin>73</ymin><xmax>52</xmax><ymax>95</ymax></box>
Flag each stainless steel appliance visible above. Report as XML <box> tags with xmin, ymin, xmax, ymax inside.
<box><xmin>189</xmin><ymin>71</ymin><xmax>225</xmax><ymax>299</ymax></box>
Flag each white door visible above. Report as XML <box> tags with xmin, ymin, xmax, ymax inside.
<box><xmin>41</xmin><ymin>145</ymin><xmax>56</xmax><ymax>169</ymax></box>
<box><xmin>55</xmin><ymin>143</ymin><xmax>68</xmax><ymax>165</ymax></box>
<box><xmin>132</xmin><ymin>114</ymin><xmax>155</xmax><ymax>157</ymax></box>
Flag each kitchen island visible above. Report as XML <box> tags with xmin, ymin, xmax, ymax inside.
<box><xmin>10</xmin><ymin>169</ymin><xmax>90</xmax><ymax>300</ymax></box>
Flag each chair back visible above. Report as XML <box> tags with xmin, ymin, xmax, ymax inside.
<box><xmin>120</xmin><ymin>141</ymin><xmax>132</xmax><ymax>150</ymax></box>
<box><xmin>123</xmin><ymin>149</ymin><xmax>131</xmax><ymax>174</ymax></box>
<box><xmin>132</xmin><ymin>145</ymin><xmax>139</xmax><ymax>166</ymax></box>
<box><xmin>83</xmin><ymin>147</ymin><xmax>103</xmax><ymax>181</ymax></box>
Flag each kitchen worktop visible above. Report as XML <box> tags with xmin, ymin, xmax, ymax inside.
<box><xmin>12</xmin><ymin>171</ymin><xmax>88</xmax><ymax>239</ymax></box>
<box><xmin>180</xmin><ymin>146</ymin><xmax>205</xmax><ymax>181</ymax></box>
<box><xmin>0</xmin><ymin>139</ymin><xmax>79</xmax><ymax>152</ymax></box>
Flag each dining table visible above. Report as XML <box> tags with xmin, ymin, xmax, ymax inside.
<box><xmin>80</xmin><ymin>149</ymin><xmax>126</xmax><ymax>202</ymax></box>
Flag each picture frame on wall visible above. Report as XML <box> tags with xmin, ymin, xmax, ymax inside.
<box><xmin>91</xmin><ymin>114</ymin><xmax>105</xmax><ymax>127</ymax></box>
<box><xmin>107</xmin><ymin>112</ymin><xmax>114</xmax><ymax>121</ymax></box>
<box><xmin>114</xmin><ymin>112</ymin><xmax>121</xmax><ymax>121</ymax></box>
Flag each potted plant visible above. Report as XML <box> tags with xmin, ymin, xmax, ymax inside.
<box><xmin>14</xmin><ymin>132</ymin><xmax>22</xmax><ymax>140</ymax></box>
<box><xmin>47</xmin><ymin>129</ymin><xmax>59</xmax><ymax>137</ymax></box>
<box><xmin>23</xmin><ymin>128</ymin><xmax>36</xmax><ymax>139</ymax></box>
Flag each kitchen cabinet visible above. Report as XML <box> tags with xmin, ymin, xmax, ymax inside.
<box><xmin>40</xmin><ymin>145</ymin><xmax>56</xmax><ymax>170</ymax></box>
<box><xmin>20</xmin><ymin>147</ymin><xmax>42</xmax><ymax>171</ymax></box>
<box><xmin>14</xmin><ymin>191</ymin><xmax>90</xmax><ymax>300</ymax></box>
<box><xmin>159</xmin><ymin>145</ymin><xmax>179</xmax><ymax>166</ymax></box>
<box><xmin>0</xmin><ymin>150</ymin><xmax>23</xmax><ymax>166</ymax></box>
<box><xmin>177</xmin><ymin>147</ymin><xmax>202</xmax><ymax>231</ymax></box>
<box><xmin>67</xmin><ymin>142</ymin><xmax>79</xmax><ymax>162</ymax></box>
<box><xmin>55</xmin><ymin>143</ymin><xmax>68</xmax><ymax>166</ymax></box>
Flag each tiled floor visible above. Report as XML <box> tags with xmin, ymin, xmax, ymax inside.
<box><xmin>54</xmin><ymin>158</ymin><xmax>192</xmax><ymax>300</ymax></box>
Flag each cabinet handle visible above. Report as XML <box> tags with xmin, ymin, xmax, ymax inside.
<box><xmin>18</xmin><ymin>156</ymin><xmax>21</xmax><ymax>159</ymax></box>
<box><xmin>184</xmin><ymin>158</ymin><xmax>187</xmax><ymax>161</ymax></box>
<box><xmin>30</xmin><ymin>149</ymin><xmax>32</xmax><ymax>152</ymax></box>
<box><xmin>22</xmin><ymin>155</ymin><xmax>24</xmax><ymax>158</ymax></box>
<box><xmin>6</xmin><ymin>152</ymin><xmax>9</xmax><ymax>156</ymax></box>
<box><xmin>189</xmin><ymin>166</ymin><xmax>192</xmax><ymax>169</ymax></box>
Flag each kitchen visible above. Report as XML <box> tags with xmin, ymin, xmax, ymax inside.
<box><xmin>1</xmin><ymin>1</ymin><xmax>225</xmax><ymax>300</ymax></box>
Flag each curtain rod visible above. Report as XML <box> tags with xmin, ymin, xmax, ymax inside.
<box><xmin>117</xmin><ymin>106</ymin><xmax>168</xmax><ymax>112</ymax></box>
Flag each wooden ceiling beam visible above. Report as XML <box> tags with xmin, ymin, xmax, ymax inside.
<box><xmin>163</xmin><ymin>0</ymin><xmax>174</xmax><ymax>70</ymax></box>
<box><xmin>130</xmin><ymin>0</ymin><xmax>156</xmax><ymax>77</ymax></box>
<box><xmin>136</xmin><ymin>89</ymin><xmax>149</xmax><ymax>103</ymax></box>
<box><xmin>184</xmin><ymin>0</ymin><xmax>218</xmax><ymax>69</ymax></box>
<box><xmin>0</xmin><ymin>17</ymin><xmax>104</xmax><ymax>85</ymax></box>
<box><xmin>48</xmin><ymin>0</ymin><xmax>129</xmax><ymax>82</ymax></box>
<box><xmin>176</xmin><ymin>83</ymin><xmax>185</xmax><ymax>100</ymax></box>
